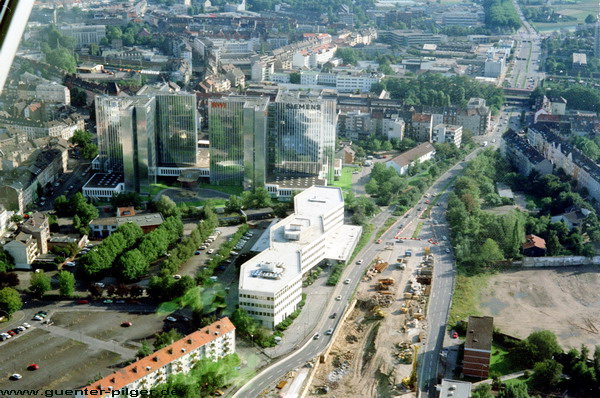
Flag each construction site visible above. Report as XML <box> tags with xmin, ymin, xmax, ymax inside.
<box><xmin>306</xmin><ymin>244</ymin><xmax>434</xmax><ymax>397</ymax></box>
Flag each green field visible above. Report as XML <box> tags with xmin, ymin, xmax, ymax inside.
<box><xmin>448</xmin><ymin>273</ymin><xmax>490</xmax><ymax>326</ymax></box>
<box><xmin>332</xmin><ymin>167</ymin><xmax>356</xmax><ymax>192</ymax></box>
<box><xmin>527</xmin><ymin>0</ymin><xmax>599</xmax><ymax>32</ymax></box>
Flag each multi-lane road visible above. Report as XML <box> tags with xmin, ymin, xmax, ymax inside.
<box><xmin>508</xmin><ymin>0</ymin><xmax>544</xmax><ymax>90</ymax></box>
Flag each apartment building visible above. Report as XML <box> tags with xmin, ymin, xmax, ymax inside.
<box><xmin>432</xmin><ymin>124</ymin><xmax>462</xmax><ymax>147</ymax></box>
<box><xmin>238</xmin><ymin>186</ymin><xmax>362</xmax><ymax>329</ymax></box>
<box><xmin>411</xmin><ymin>113</ymin><xmax>433</xmax><ymax>142</ymax></box>
<box><xmin>59</xmin><ymin>24</ymin><xmax>107</xmax><ymax>47</ymax></box>
<box><xmin>3</xmin><ymin>212</ymin><xmax>49</xmax><ymax>269</ymax></box>
<box><xmin>76</xmin><ymin>318</ymin><xmax>236</xmax><ymax>397</ymax></box>
<box><xmin>463</xmin><ymin>316</ymin><xmax>493</xmax><ymax>379</ymax></box>
<box><xmin>527</xmin><ymin>124</ymin><xmax>600</xmax><ymax>203</ymax></box>
<box><xmin>385</xmin><ymin>142</ymin><xmax>436</xmax><ymax>175</ymax></box>
<box><xmin>35</xmin><ymin>82</ymin><xmax>71</xmax><ymax>105</ymax></box>
<box><xmin>502</xmin><ymin>131</ymin><xmax>553</xmax><ymax>177</ymax></box>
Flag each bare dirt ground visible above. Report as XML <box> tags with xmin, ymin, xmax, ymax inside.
<box><xmin>477</xmin><ymin>266</ymin><xmax>600</xmax><ymax>350</ymax></box>
<box><xmin>307</xmin><ymin>241</ymin><xmax>430</xmax><ymax>398</ymax></box>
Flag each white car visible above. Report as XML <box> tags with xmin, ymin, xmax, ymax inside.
<box><xmin>65</xmin><ymin>262</ymin><xmax>76</xmax><ymax>267</ymax></box>
<box><xmin>336</xmin><ymin>295</ymin><xmax>342</xmax><ymax>301</ymax></box>
<box><xmin>356</xmin><ymin>259</ymin><xmax>363</xmax><ymax>265</ymax></box>
<box><xmin>325</xmin><ymin>328</ymin><xmax>334</xmax><ymax>335</ymax></box>
<box><xmin>94</xmin><ymin>282</ymin><xmax>105</xmax><ymax>288</ymax></box>
<box><xmin>231</xmin><ymin>251</ymin><xmax>239</xmax><ymax>256</ymax></box>
<box><xmin>32</xmin><ymin>315</ymin><xmax>43</xmax><ymax>321</ymax></box>
<box><xmin>10</xmin><ymin>374</ymin><xmax>22</xmax><ymax>380</ymax></box>
<box><xmin>22</xmin><ymin>323</ymin><xmax>31</xmax><ymax>328</ymax></box>
<box><xmin>173</xmin><ymin>274</ymin><xmax>182</xmax><ymax>280</ymax></box>
<box><xmin>207</xmin><ymin>249</ymin><xmax>215</xmax><ymax>254</ymax></box>
<box><xmin>344</xmin><ymin>279</ymin><xmax>351</xmax><ymax>285</ymax></box>
<box><xmin>165</xmin><ymin>316</ymin><xmax>177</xmax><ymax>322</ymax></box>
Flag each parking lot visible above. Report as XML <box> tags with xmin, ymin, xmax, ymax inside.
<box><xmin>0</xmin><ymin>306</ymin><xmax>183</xmax><ymax>392</ymax></box>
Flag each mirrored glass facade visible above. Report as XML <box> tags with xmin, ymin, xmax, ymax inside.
<box><xmin>208</xmin><ymin>97</ymin><xmax>269</xmax><ymax>188</ymax></box>
<box><xmin>268</xmin><ymin>93</ymin><xmax>337</xmax><ymax>183</ymax></box>
<box><xmin>156</xmin><ymin>93</ymin><xmax>198</xmax><ymax>167</ymax></box>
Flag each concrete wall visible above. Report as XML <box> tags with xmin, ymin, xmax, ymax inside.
<box><xmin>514</xmin><ymin>255</ymin><xmax>600</xmax><ymax>267</ymax></box>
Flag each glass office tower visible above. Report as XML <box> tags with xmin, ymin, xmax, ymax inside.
<box><xmin>208</xmin><ymin>97</ymin><xmax>269</xmax><ymax>188</ymax></box>
<box><xmin>95</xmin><ymin>96</ymin><xmax>157</xmax><ymax>193</ymax></box>
<box><xmin>268</xmin><ymin>92</ymin><xmax>337</xmax><ymax>183</ymax></box>
<box><xmin>155</xmin><ymin>93</ymin><xmax>198</xmax><ymax>167</ymax></box>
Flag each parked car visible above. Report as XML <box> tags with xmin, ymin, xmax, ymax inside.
<box><xmin>103</xmin><ymin>299</ymin><xmax>113</xmax><ymax>304</ymax></box>
<box><xmin>173</xmin><ymin>274</ymin><xmax>182</xmax><ymax>279</ymax></box>
<box><xmin>165</xmin><ymin>316</ymin><xmax>177</xmax><ymax>322</ymax></box>
<box><xmin>231</xmin><ymin>251</ymin><xmax>239</xmax><ymax>256</ymax></box>
<box><xmin>452</xmin><ymin>332</ymin><xmax>458</xmax><ymax>339</ymax></box>
<box><xmin>195</xmin><ymin>251</ymin><xmax>201</xmax><ymax>255</ymax></box>
<box><xmin>10</xmin><ymin>374</ymin><xmax>22</xmax><ymax>380</ymax></box>
<box><xmin>77</xmin><ymin>299</ymin><xmax>89</xmax><ymax>304</ymax></box>
<box><xmin>27</xmin><ymin>364</ymin><xmax>39</xmax><ymax>371</ymax></box>
<box><xmin>207</xmin><ymin>249</ymin><xmax>215</xmax><ymax>254</ymax></box>
<box><xmin>120</xmin><ymin>321</ymin><xmax>132</xmax><ymax>327</ymax></box>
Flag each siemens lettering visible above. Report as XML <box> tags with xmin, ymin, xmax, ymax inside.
<box><xmin>285</xmin><ymin>103</ymin><xmax>321</xmax><ymax>110</ymax></box>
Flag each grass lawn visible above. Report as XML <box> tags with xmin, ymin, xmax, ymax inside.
<box><xmin>412</xmin><ymin>222</ymin><xmax>424</xmax><ymax>238</ymax></box>
<box><xmin>148</xmin><ymin>183</ymin><xmax>176</xmax><ymax>197</ymax></box>
<box><xmin>448</xmin><ymin>273</ymin><xmax>490</xmax><ymax>326</ymax></box>
<box><xmin>490</xmin><ymin>343</ymin><xmax>525</xmax><ymax>376</ymax></box>
<box><xmin>197</xmin><ymin>183</ymin><xmax>242</xmax><ymax>196</ymax></box>
<box><xmin>350</xmin><ymin>224</ymin><xmax>375</xmax><ymax>262</ymax></box>
<box><xmin>376</xmin><ymin>217</ymin><xmax>398</xmax><ymax>239</ymax></box>
<box><xmin>332</xmin><ymin>167</ymin><xmax>356</xmax><ymax>192</ymax></box>
<box><xmin>176</xmin><ymin>198</ymin><xmax>227</xmax><ymax>207</ymax></box>
<box><xmin>503</xmin><ymin>376</ymin><xmax>530</xmax><ymax>386</ymax></box>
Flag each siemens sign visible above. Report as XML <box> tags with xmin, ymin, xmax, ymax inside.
<box><xmin>285</xmin><ymin>104</ymin><xmax>321</xmax><ymax>110</ymax></box>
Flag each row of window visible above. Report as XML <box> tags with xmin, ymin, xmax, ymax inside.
<box><xmin>240</xmin><ymin>301</ymin><xmax>274</xmax><ymax>309</ymax></box>
<box><xmin>240</xmin><ymin>293</ymin><xmax>273</xmax><ymax>301</ymax></box>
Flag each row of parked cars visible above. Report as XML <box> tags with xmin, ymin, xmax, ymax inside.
<box><xmin>0</xmin><ymin>322</ymin><xmax>32</xmax><ymax>341</ymax></box>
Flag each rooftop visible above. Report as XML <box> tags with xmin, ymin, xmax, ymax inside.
<box><xmin>439</xmin><ymin>379</ymin><xmax>472</xmax><ymax>398</ymax></box>
<box><xmin>523</xmin><ymin>234</ymin><xmax>546</xmax><ymax>250</ymax></box>
<box><xmin>83</xmin><ymin>173</ymin><xmax>125</xmax><ymax>189</ymax></box>
<box><xmin>465</xmin><ymin>316</ymin><xmax>493</xmax><ymax>352</ymax></box>
<box><xmin>388</xmin><ymin>142</ymin><xmax>435</xmax><ymax>168</ymax></box>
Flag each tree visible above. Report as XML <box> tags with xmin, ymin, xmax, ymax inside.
<box><xmin>137</xmin><ymin>340</ymin><xmax>153</xmax><ymax>358</ymax></box>
<box><xmin>517</xmin><ymin>330</ymin><xmax>563</xmax><ymax>366</ymax></box>
<box><xmin>118</xmin><ymin>249</ymin><xmax>148</xmax><ymax>281</ymax></box>
<box><xmin>335</xmin><ymin>48</ymin><xmax>358</xmax><ymax>64</ymax></box>
<box><xmin>231</xmin><ymin>308</ymin><xmax>258</xmax><ymax>337</ymax></box>
<box><xmin>546</xmin><ymin>230</ymin><xmax>562</xmax><ymax>256</ymax></box>
<box><xmin>477</xmin><ymin>238</ymin><xmax>504</xmax><ymax>264</ymax></box>
<box><xmin>29</xmin><ymin>270</ymin><xmax>52</xmax><ymax>298</ymax></box>
<box><xmin>0</xmin><ymin>287</ymin><xmax>22</xmax><ymax>318</ymax></box>
<box><xmin>0</xmin><ymin>248</ymin><xmax>14</xmax><ymax>272</ymax></box>
<box><xmin>154</xmin><ymin>329</ymin><xmax>183</xmax><ymax>350</ymax></box>
<box><xmin>498</xmin><ymin>382</ymin><xmax>530</xmax><ymax>398</ymax></box>
<box><xmin>225</xmin><ymin>196</ymin><xmax>243</xmax><ymax>213</ymax></box>
<box><xmin>531</xmin><ymin>359</ymin><xmax>562</xmax><ymax>391</ymax></box>
<box><xmin>289</xmin><ymin>72</ymin><xmax>301</xmax><ymax>84</ymax></box>
<box><xmin>155</xmin><ymin>195</ymin><xmax>180</xmax><ymax>218</ymax></box>
<box><xmin>472</xmin><ymin>383</ymin><xmax>494</xmax><ymax>398</ymax></box>
<box><xmin>586</xmin><ymin>14</ymin><xmax>596</xmax><ymax>24</ymax></box>
<box><xmin>58</xmin><ymin>271</ymin><xmax>75</xmax><ymax>297</ymax></box>
<box><xmin>0</xmin><ymin>272</ymin><xmax>19</xmax><ymax>287</ymax></box>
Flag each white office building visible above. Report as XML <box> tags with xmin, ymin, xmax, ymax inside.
<box><xmin>238</xmin><ymin>186</ymin><xmax>362</xmax><ymax>329</ymax></box>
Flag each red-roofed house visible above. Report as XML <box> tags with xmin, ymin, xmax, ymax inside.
<box><xmin>523</xmin><ymin>234</ymin><xmax>546</xmax><ymax>257</ymax></box>
<box><xmin>77</xmin><ymin>318</ymin><xmax>236</xmax><ymax>397</ymax></box>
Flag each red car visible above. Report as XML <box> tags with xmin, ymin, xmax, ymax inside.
<box><xmin>27</xmin><ymin>364</ymin><xmax>39</xmax><ymax>371</ymax></box>
<box><xmin>77</xmin><ymin>299</ymin><xmax>89</xmax><ymax>304</ymax></box>
<box><xmin>7</xmin><ymin>330</ymin><xmax>16</xmax><ymax>336</ymax></box>
<box><xmin>121</xmin><ymin>321</ymin><xmax>132</xmax><ymax>327</ymax></box>
<box><xmin>425</xmin><ymin>200</ymin><xmax>430</xmax><ymax>204</ymax></box>
<box><xmin>452</xmin><ymin>332</ymin><xmax>458</xmax><ymax>339</ymax></box>
<box><xmin>376</xmin><ymin>239</ymin><xmax>382</xmax><ymax>244</ymax></box>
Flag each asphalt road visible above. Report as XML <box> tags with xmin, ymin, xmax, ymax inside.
<box><xmin>508</xmin><ymin>0</ymin><xmax>544</xmax><ymax>90</ymax></box>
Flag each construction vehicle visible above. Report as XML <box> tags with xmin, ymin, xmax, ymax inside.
<box><xmin>378</xmin><ymin>278</ymin><xmax>395</xmax><ymax>285</ymax></box>
<box><xmin>372</xmin><ymin>258</ymin><xmax>389</xmax><ymax>273</ymax></box>
<box><xmin>376</xmin><ymin>283</ymin><xmax>390</xmax><ymax>291</ymax></box>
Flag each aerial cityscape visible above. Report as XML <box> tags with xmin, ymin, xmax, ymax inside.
<box><xmin>1</xmin><ymin>0</ymin><xmax>600</xmax><ymax>396</ymax></box>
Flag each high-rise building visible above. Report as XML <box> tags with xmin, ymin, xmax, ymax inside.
<box><xmin>267</xmin><ymin>92</ymin><xmax>337</xmax><ymax>184</ymax></box>
<box><xmin>208</xmin><ymin>97</ymin><xmax>269</xmax><ymax>188</ymax></box>
<box><xmin>155</xmin><ymin>93</ymin><xmax>198</xmax><ymax>167</ymax></box>
<box><xmin>596</xmin><ymin>15</ymin><xmax>600</xmax><ymax>58</ymax></box>
<box><xmin>95</xmin><ymin>96</ymin><xmax>157</xmax><ymax>193</ymax></box>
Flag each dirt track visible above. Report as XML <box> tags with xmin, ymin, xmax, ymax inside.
<box><xmin>477</xmin><ymin>266</ymin><xmax>600</xmax><ymax>350</ymax></box>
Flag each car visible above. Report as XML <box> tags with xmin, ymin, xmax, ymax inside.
<box><xmin>231</xmin><ymin>251</ymin><xmax>239</xmax><ymax>255</ymax></box>
<box><xmin>65</xmin><ymin>261</ymin><xmax>76</xmax><ymax>267</ymax></box>
<box><xmin>330</xmin><ymin>312</ymin><xmax>337</xmax><ymax>319</ymax></box>
<box><xmin>376</xmin><ymin>239</ymin><xmax>382</xmax><ymax>244</ymax></box>
<box><xmin>94</xmin><ymin>282</ymin><xmax>105</xmax><ymax>288</ymax></box>
<box><xmin>12</xmin><ymin>328</ymin><xmax>22</xmax><ymax>334</ymax></box>
<box><xmin>207</xmin><ymin>249</ymin><xmax>215</xmax><ymax>254</ymax></box>
<box><xmin>313</xmin><ymin>333</ymin><xmax>320</xmax><ymax>340</ymax></box>
<box><xmin>165</xmin><ymin>316</ymin><xmax>177</xmax><ymax>322</ymax></box>
<box><xmin>32</xmin><ymin>315</ymin><xmax>43</xmax><ymax>321</ymax></box>
<box><xmin>16</xmin><ymin>326</ymin><xmax>25</xmax><ymax>332</ymax></box>
<box><xmin>424</xmin><ymin>200</ymin><xmax>430</xmax><ymax>204</ymax></box>
<box><xmin>77</xmin><ymin>299</ymin><xmax>89</xmax><ymax>304</ymax></box>
<box><xmin>352</xmin><ymin>171</ymin><xmax>359</xmax><ymax>174</ymax></box>
<box><xmin>200</xmin><ymin>246</ymin><xmax>207</xmax><ymax>250</ymax></box>
<box><xmin>195</xmin><ymin>251</ymin><xmax>201</xmax><ymax>255</ymax></box>
<box><xmin>344</xmin><ymin>279</ymin><xmax>351</xmax><ymax>285</ymax></box>
<box><xmin>27</xmin><ymin>364</ymin><xmax>39</xmax><ymax>371</ymax></box>
<box><xmin>120</xmin><ymin>321</ymin><xmax>132</xmax><ymax>327</ymax></box>
<box><xmin>7</xmin><ymin>330</ymin><xmax>16</xmax><ymax>336</ymax></box>
<box><xmin>217</xmin><ymin>265</ymin><xmax>226</xmax><ymax>271</ymax></box>
<box><xmin>103</xmin><ymin>299</ymin><xmax>113</xmax><ymax>304</ymax></box>
<box><xmin>356</xmin><ymin>259</ymin><xmax>363</xmax><ymax>265</ymax></box>
<box><xmin>0</xmin><ymin>335</ymin><xmax>7</xmax><ymax>341</ymax></box>
<box><xmin>445</xmin><ymin>248</ymin><xmax>451</xmax><ymax>254</ymax></box>
<box><xmin>325</xmin><ymin>328</ymin><xmax>334</xmax><ymax>335</ymax></box>
<box><xmin>336</xmin><ymin>295</ymin><xmax>342</xmax><ymax>301</ymax></box>
<box><xmin>452</xmin><ymin>332</ymin><xmax>458</xmax><ymax>339</ymax></box>
<box><xmin>22</xmin><ymin>323</ymin><xmax>31</xmax><ymax>328</ymax></box>
<box><xmin>116</xmin><ymin>300</ymin><xmax>125</xmax><ymax>304</ymax></box>
<box><xmin>173</xmin><ymin>274</ymin><xmax>182</xmax><ymax>279</ymax></box>
<box><xmin>10</xmin><ymin>374</ymin><xmax>22</xmax><ymax>380</ymax></box>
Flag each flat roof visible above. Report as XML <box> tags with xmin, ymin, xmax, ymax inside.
<box><xmin>239</xmin><ymin>186</ymin><xmax>359</xmax><ymax>294</ymax></box>
<box><xmin>439</xmin><ymin>379</ymin><xmax>472</xmax><ymax>398</ymax></box>
<box><xmin>266</xmin><ymin>175</ymin><xmax>327</xmax><ymax>189</ymax></box>
<box><xmin>465</xmin><ymin>316</ymin><xmax>493</xmax><ymax>351</ymax></box>
<box><xmin>83</xmin><ymin>173</ymin><xmax>124</xmax><ymax>189</ymax></box>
